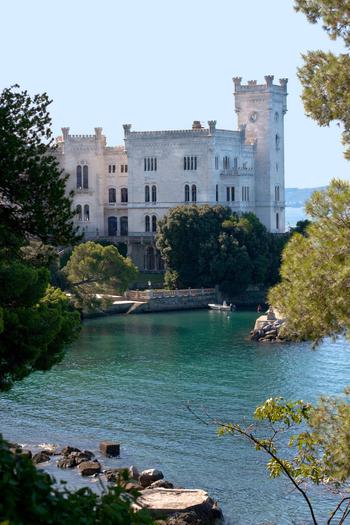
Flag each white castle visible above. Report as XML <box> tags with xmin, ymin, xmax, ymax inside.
<box><xmin>56</xmin><ymin>75</ymin><xmax>287</xmax><ymax>271</ymax></box>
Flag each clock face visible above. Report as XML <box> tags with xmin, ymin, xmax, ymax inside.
<box><xmin>250</xmin><ymin>111</ymin><xmax>258</xmax><ymax>123</ymax></box>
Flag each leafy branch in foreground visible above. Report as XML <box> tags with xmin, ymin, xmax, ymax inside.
<box><xmin>188</xmin><ymin>392</ymin><xmax>350</xmax><ymax>524</ymax></box>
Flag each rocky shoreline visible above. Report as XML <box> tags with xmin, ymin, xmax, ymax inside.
<box><xmin>250</xmin><ymin>307</ymin><xmax>286</xmax><ymax>343</ymax></box>
<box><xmin>9</xmin><ymin>440</ymin><xmax>223</xmax><ymax>525</ymax></box>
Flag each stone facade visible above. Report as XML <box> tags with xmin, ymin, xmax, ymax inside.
<box><xmin>55</xmin><ymin>76</ymin><xmax>287</xmax><ymax>271</ymax></box>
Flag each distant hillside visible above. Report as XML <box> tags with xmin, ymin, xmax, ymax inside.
<box><xmin>285</xmin><ymin>186</ymin><xmax>327</xmax><ymax>207</ymax></box>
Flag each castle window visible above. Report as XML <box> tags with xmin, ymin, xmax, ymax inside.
<box><xmin>234</xmin><ymin>157</ymin><xmax>238</xmax><ymax>170</ymax></box>
<box><xmin>76</xmin><ymin>204</ymin><xmax>82</xmax><ymax>221</ymax></box>
<box><xmin>84</xmin><ymin>204</ymin><xmax>90</xmax><ymax>221</ymax></box>
<box><xmin>275</xmin><ymin>134</ymin><xmax>280</xmax><ymax>150</ymax></box>
<box><xmin>120</xmin><ymin>216</ymin><xmax>128</xmax><ymax>236</ymax></box>
<box><xmin>215</xmin><ymin>156</ymin><xmax>219</xmax><ymax>170</ymax></box>
<box><xmin>145</xmin><ymin>215</ymin><xmax>150</xmax><ymax>232</ymax></box>
<box><xmin>125</xmin><ymin>165</ymin><xmax>128</xmax><ymax>173</ymax></box>
<box><xmin>109</xmin><ymin>188</ymin><xmax>116</xmax><ymax>203</ymax></box>
<box><xmin>216</xmin><ymin>184</ymin><xmax>218</xmax><ymax>202</ymax></box>
<box><xmin>144</xmin><ymin>157</ymin><xmax>157</xmax><ymax>171</ymax></box>
<box><xmin>191</xmin><ymin>184</ymin><xmax>197</xmax><ymax>202</ymax></box>
<box><xmin>152</xmin><ymin>215</ymin><xmax>157</xmax><ymax>232</ymax></box>
<box><xmin>145</xmin><ymin>185</ymin><xmax>150</xmax><ymax>203</ymax></box>
<box><xmin>226</xmin><ymin>186</ymin><xmax>235</xmax><ymax>202</ymax></box>
<box><xmin>108</xmin><ymin>216</ymin><xmax>118</xmax><ymax>236</ymax></box>
<box><xmin>121</xmin><ymin>188</ymin><xmax>128</xmax><ymax>203</ymax></box>
<box><xmin>112</xmin><ymin>165</ymin><xmax>116</xmax><ymax>173</ymax></box>
<box><xmin>121</xmin><ymin>165</ymin><xmax>124</xmax><ymax>173</ymax></box>
<box><xmin>223</xmin><ymin>156</ymin><xmax>230</xmax><ymax>169</ymax></box>
<box><xmin>76</xmin><ymin>165</ymin><xmax>82</xmax><ymax>188</ymax></box>
<box><xmin>83</xmin><ymin>165</ymin><xmax>89</xmax><ymax>189</ymax></box>
<box><xmin>185</xmin><ymin>184</ymin><xmax>190</xmax><ymax>202</ymax></box>
<box><xmin>108</xmin><ymin>165</ymin><xmax>111</xmax><ymax>174</ymax></box>
<box><xmin>184</xmin><ymin>156</ymin><xmax>198</xmax><ymax>170</ymax></box>
<box><xmin>276</xmin><ymin>212</ymin><xmax>279</xmax><ymax>230</ymax></box>
<box><xmin>151</xmin><ymin>185</ymin><xmax>157</xmax><ymax>203</ymax></box>
<box><xmin>276</xmin><ymin>163</ymin><xmax>279</xmax><ymax>172</ymax></box>
<box><xmin>275</xmin><ymin>185</ymin><xmax>280</xmax><ymax>202</ymax></box>
<box><xmin>242</xmin><ymin>186</ymin><xmax>250</xmax><ymax>202</ymax></box>
<box><xmin>145</xmin><ymin>246</ymin><xmax>155</xmax><ymax>270</ymax></box>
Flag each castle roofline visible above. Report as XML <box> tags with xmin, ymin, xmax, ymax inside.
<box><xmin>233</xmin><ymin>75</ymin><xmax>288</xmax><ymax>93</ymax></box>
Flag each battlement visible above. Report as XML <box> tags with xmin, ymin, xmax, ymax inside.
<box><xmin>125</xmin><ymin>127</ymin><xmax>211</xmax><ymax>139</ymax></box>
<box><xmin>61</xmin><ymin>127</ymin><xmax>105</xmax><ymax>142</ymax></box>
<box><xmin>233</xmin><ymin>75</ymin><xmax>288</xmax><ymax>93</ymax></box>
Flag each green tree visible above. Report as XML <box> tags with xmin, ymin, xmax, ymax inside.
<box><xmin>157</xmin><ymin>206</ymin><xmax>287</xmax><ymax>295</ymax></box>
<box><xmin>269</xmin><ymin>179</ymin><xmax>350</xmax><ymax>342</ymax></box>
<box><xmin>156</xmin><ymin>204</ymin><xmax>232</xmax><ymax>287</ymax></box>
<box><xmin>0</xmin><ymin>86</ymin><xmax>81</xmax><ymax>390</ymax></box>
<box><xmin>64</xmin><ymin>241</ymin><xmax>138</xmax><ymax>310</ymax></box>
<box><xmin>295</xmin><ymin>0</ymin><xmax>350</xmax><ymax>159</ymax></box>
<box><xmin>0</xmin><ymin>86</ymin><xmax>78</xmax><ymax>246</ymax></box>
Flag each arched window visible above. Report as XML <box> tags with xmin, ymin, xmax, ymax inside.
<box><xmin>145</xmin><ymin>246</ymin><xmax>155</xmax><ymax>270</ymax></box>
<box><xmin>145</xmin><ymin>185</ymin><xmax>150</xmax><ymax>202</ymax></box>
<box><xmin>108</xmin><ymin>216</ymin><xmax>118</xmax><ymax>236</ymax></box>
<box><xmin>120</xmin><ymin>216</ymin><xmax>128</xmax><ymax>235</ymax></box>
<box><xmin>76</xmin><ymin>166</ymin><xmax>82</xmax><ymax>188</ymax></box>
<box><xmin>83</xmin><ymin>165</ymin><xmax>88</xmax><ymax>189</ymax></box>
<box><xmin>276</xmin><ymin>212</ymin><xmax>279</xmax><ymax>230</ymax></box>
<box><xmin>215</xmin><ymin>184</ymin><xmax>218</xmax><ymax>202</ymax></box>
<box><xmin>185</xmin><ymin>184</ymin><xmax>190</xmax><ymax>202</ymax></box>
<box><xmin>121</xmin><ymin>188</ymin><xmax>128</xmax><ymax>203</ymax></box>
<box><xmin>84</xmin><ymin>204</ymin><xmax>90</xmax><ymax>221</ymax></box>
<box><xmin>76</xmin><ymin>204</ymin><xmax>82</xmax><ymax>221</ymax></box>
<box><xmin>151</xmin><ymin>185</ymin><xmax>157</xmax><ymax>203</ymax></box>
<box><xmin>109</xmin><ymin>188</ymin><xmax>116</xmax><ymax>203</ymax></box>
<box><xmin>191</xmin><ymin>184</ymin><xmax>197</xmax><ymax>202</ymax></box>
<box><xmin>145</xmin><ymin>215</ymin><xmax>150</xmax><ymax>232</ymax></box>
<box><xmin>152</xmin><ymin>215</ymin><xmax>157</xmax><ymax>232</ymax></box>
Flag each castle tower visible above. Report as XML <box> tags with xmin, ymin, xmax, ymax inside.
<box><xmin>233</xmin><ymin>76</ymin><xmax>287</xmax><ymax>232</ymax></box>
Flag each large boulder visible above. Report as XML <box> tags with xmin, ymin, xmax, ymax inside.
<box><xmin>78</xmin><ymin>460</ymin><xmax>101</xmax><ymax>476</ymax></box>
<box><xmin>139</xmin><ymin>468</ymin><xmax>164</xmax><ymax>488</ymax></box>
<box><xmin>135</xmin><ymin>488</ymin><xmax>222</xmax><ymax>524</ymax></box>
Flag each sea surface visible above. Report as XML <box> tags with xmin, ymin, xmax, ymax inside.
<box><xmin>285</xmin><ymin>207</ymin><xmax>307</xmax><ymax>229</ymax></box>
<box><xmin>1</xmin><ymin>310</ymin><xmax>350</xmax><ymax>524</ymax></box>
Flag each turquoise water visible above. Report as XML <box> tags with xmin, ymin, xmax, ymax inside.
<box><xmin>1</xmin><ymin>310</ymin><xmax>350</xmax><ymax>524</ymax></box>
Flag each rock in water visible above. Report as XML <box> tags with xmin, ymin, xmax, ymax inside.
<box><xmin>78</xmin><ymin>460</ymin><xmax>101</xmax><ymax>476</ymax></box>
<box><xmin>135</xmin><ymin>488</ymin><xmax>222</xmax><ymax>524</ymax></box>
<box><xmin>149</xmin><ymin>479</ymin><xmax>174</xmax><ymax>489</ymax></box>
<box><xmin>139</xmin><ymin>468</ymin><xmax>164</xmax><ymax>488</ymax></box>
<box><xmin>32</xmin><ymin>452</ymin><xmax>51</xmax><ymax>464</ymax></box>
<box><xmin>57</xmin><ymin>457</ymin><xmax>76</xmax><ymax>469</ymax></box>
<box><xmin>61</xmin><ymin>446</ymin><xmax>81</xmax><ymax>456</ymax></box>
<box><xmin>99</xmin><ymin>441</ymin><xmax>120</xmax><ymax>457</ymax></box>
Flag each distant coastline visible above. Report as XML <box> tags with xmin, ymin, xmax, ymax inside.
<box><xmin>285</xmin><ymin>186</ymin><xmax>327</xmax><ymax>208</ymax></box>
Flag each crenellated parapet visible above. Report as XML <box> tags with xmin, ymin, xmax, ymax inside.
<box><xmin>232</xmin><ymin>75</ymin><xmax>288</xmax><ymax>93</ymax></box>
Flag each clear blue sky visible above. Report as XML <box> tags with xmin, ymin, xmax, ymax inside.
<box><xmin>1</xmin><ymin>0</ymin><xmax>348</xmax><ymax>188</ymax></box>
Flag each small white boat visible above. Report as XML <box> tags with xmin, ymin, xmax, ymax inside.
<box><xmin>208</xmin><ymin>303</ymin><xmax>233</xmax><ymax>312</ymax></box>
